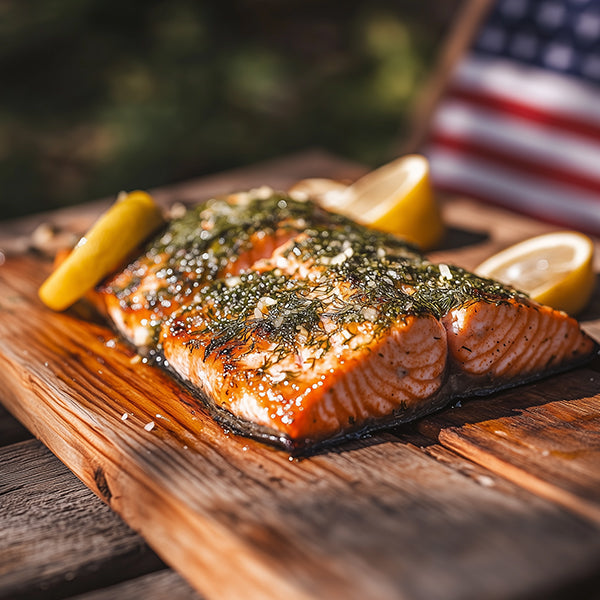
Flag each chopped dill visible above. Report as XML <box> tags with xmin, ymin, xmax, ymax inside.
<box><xmin>170</xmin><ymin>224</ymin><xmax>526</xmax><ymax>369</ymax></box>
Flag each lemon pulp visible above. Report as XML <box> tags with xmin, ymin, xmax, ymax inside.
<box><xmin>296</xmin><ymin>155</ymin><xmax>444</xmax><ymax>250</ymax></box>
<box><xmin>39</xmin><ymin>191</ymin><xmax>164</xmax><ymax>311</ymax></box>
<box><xmin>475</xmin><ymin>231</ymin><xmax>596</xmax><ymax>315</ymax></box>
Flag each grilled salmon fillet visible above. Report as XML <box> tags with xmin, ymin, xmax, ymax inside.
<box><xmin>98</xmin><ymin>189</ymin><xmax>598</xmax><ymax>452</ymax></box>
<box><xmin>162</xmin><ymin>270</ymin><xmax>449</xmax><ymax>447</ymax></box>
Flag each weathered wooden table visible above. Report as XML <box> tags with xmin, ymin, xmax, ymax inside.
<box><xmin>1</xmin><ymin>151</ymin><xmax>600</xmax><ymax>600</ymax></box>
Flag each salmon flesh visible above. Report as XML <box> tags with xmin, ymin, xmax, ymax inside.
<box><xmin>99</xmin><ymin>189</ymin><xmax>598</xmax><ymax>452</ymax></box>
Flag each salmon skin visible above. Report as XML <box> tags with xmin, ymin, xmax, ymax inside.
<box><xmin>99</xmin><ymin>188</ymin><xmax>598</xmax><ymax>453</ymax></box>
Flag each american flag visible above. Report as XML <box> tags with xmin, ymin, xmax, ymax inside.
<box><xmin>425</xmin><ymin>0</ymin><xmax>600</xmax><ymax>235</ymax></box>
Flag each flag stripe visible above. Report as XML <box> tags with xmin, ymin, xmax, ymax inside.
<box><xmin>429</xmin><ymin>147</ymin><xmax>600</xmax><ymax>233</ymax></box>
<box><xmin>429</xmin><ymin>132</ymin><xmax>600</xmax><ymax>196</ymax></box>
<box><xmin>431</xmin><ymin>100</ymin><xmax>600</xmax><ymax>180</ymax></box>
<box><xmin>453</xmin><ymin>55</ymin><xmax>600</xmax><ymax>123</ymax></box>
<box><xmin>435</xmin><ymin>180</ymin><xmax>600</xmax><ymax>235</ymax></box>
<box><xmin>443</xmin><ymin>84</ymin><xmax>600</xmax><ymax>143</ymax></box>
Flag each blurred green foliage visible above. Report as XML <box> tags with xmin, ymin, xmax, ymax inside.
<box><xmin>0</xmin><ymin>0</ymin><xmax>456</xmax><ymax>218</ymax></box>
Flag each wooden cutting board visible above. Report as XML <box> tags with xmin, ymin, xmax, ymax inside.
<box><xmin>2</xmin><ymin>152</ymin><xmax>600</xmax><ymax>600</ymax></box>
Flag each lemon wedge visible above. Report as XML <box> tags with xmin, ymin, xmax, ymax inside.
<box><xmin>475</xmin><ymin>231</ymin><xmax>596</xmax><ymax>315</ymax></box>
<box><xmin>39</xmin><ymin>190</ymin><xmax>164</xmax><ymax>311</ymax></box>
<box><xmin>310</xmin><ymin>155</ymin><xmax>444</xmax><ymax>250</ymax></box>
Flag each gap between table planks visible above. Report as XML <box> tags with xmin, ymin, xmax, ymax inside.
<box><xmin>0</xmin><ymin>405</ymin><xmax>201</xmax><ymax>600</ymax></box>
<box><xmin>1</xmin><ymin>151</ymin><xmax>600</xmax><ymax>600</ymax></box>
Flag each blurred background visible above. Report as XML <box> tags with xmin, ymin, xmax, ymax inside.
<box><xmin>0</xmin><ymin>0</ymin><xmax>460</xmax><ymax>219</ymax></box>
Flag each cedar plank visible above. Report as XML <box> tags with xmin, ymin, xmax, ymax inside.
<box><xmin>417</xmin><ymin>368</ymin><xmax>600</xmax><ymax>522</ymax></box>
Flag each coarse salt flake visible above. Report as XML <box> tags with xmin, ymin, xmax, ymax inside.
<box><xmin>439</xmin><ymin>263</ymin><xmax>452</xmax><ymax>280</ymax></box>
<box><xmin>477</xmin><ymin>475</ymin><xmax>495</xmax><ymax>488</ymax></box>
<box><xmin>361</xmin><ymin>306</ymin><xmax>379</xmax><ymax>322</ymax></box>
<box><xmin>257</xmin><ymin>296</ymin><xmax>277</xmax><ymax>314</ymax></box>
<box><xmin>276</xmin><ymin>256</ymin><xmax>289</xmax><ymax>269</ymax></box>
<box><xmin>225</xmin><ymin>276</ymin><xmax>241</xmax><ymax>288</ymax></box>
<box><xmin>330</xmin><ymin>252</ymin><xmax>348</xmax><ymax>266</ymax></box>
<box><xmin>144</xmin><ymin>421</ymin><xmax>155</xmax><ymax>431</ymax></box>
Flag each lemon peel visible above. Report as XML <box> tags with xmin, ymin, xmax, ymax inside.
<box><xmin>475</xmin><ymin>231</ymin><xmax>596</xmax><ymax>315</ymax></box>
<box><xmin>39</xmin><ymin>190</ymin><xmax>164</xmax><ymax>311</ymax></box>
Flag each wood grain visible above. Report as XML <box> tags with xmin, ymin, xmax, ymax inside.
<box><xmin>0</xmin><ymin>440</ymin><xmax>165</xmax><ymax>600</ymax></box>
<box><xmin>417</xmin><ymin>365</ymin><xmax>600</xmax><ymax>523</ymax></box>
<box><xmin>2</xmin><ymin>253</ymin><xmax>600</xmax><ymax>600</ymax></box>
<box><xmin>0</xmin><ymin>411</ymin><xmax>199</xmax><ymax>600</ymax></box>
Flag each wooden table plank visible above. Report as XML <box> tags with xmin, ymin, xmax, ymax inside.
<box><xmin>1</xmin><ymin>390</ymin><xmax>199</xmax><ymax>600</ymax></box>
<box><xmin>0</xmin><ymin>413</ymin><xmax>201</xmax><ymax>600</ymax></box>
<box><xmin>417</xmin><ymin>364</ymin><xmax>600</xmax><ymax>523</ymax></box>
<box><xmin>0</xmin><ymin>440</ymin><xmax>172</xmax><ymax>600</ymax></box>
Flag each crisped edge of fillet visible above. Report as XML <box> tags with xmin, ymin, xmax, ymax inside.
<box><xmin>157</xmin><ymin>336</ymin><xmax>599</xmax><ymax>456</ymax></box>
<box><xmin>445</xmin><ymin>335</ymin><xmax>599</xmax><ymax>398</ymax></box>
<box><xmin>160</xmin><ymin>357</ymin><xmax>449</xmax><ymax>455</ymax></box>
<box><xmin>443</xmin><ymin>299</ymin><xmax>598</xmax><ymax>382</ymax></box>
